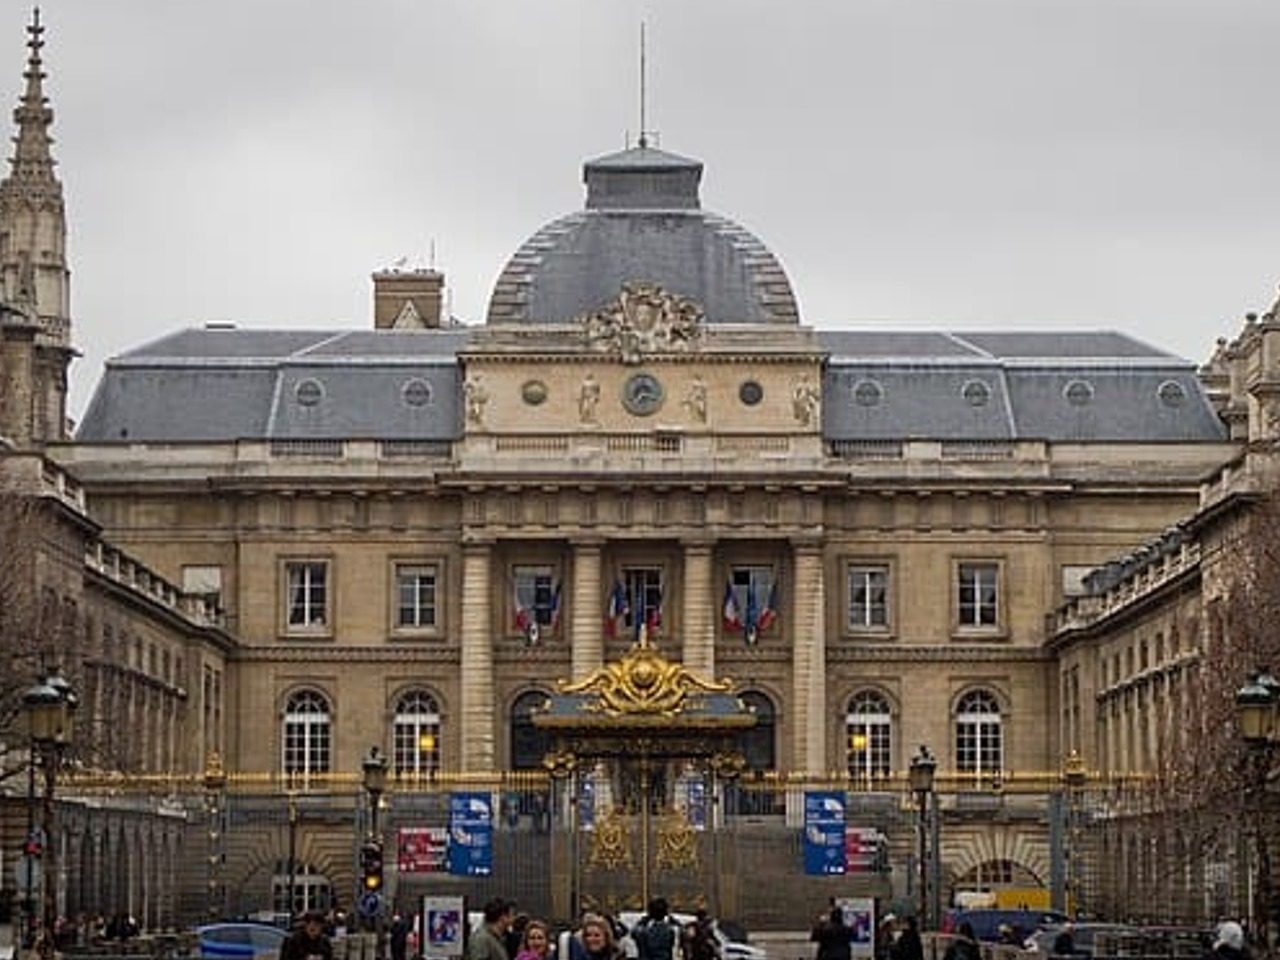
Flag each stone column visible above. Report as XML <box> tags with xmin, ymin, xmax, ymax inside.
<box><xmin>791</xmin><ymin>541</ymin><xmax>827</xmax><ymax>774</ymax></box>
<box><xmin>460</xmin><ymin>541</ymin><xmax>495</xmax><ymax>770</ymax></box>
<box><xmin>571</xmin><ymin>540</ymin><xmax>603</xmax><ymax>680</ymax></box>
<box><xmin>682</xmin><ymin>540</ymin><xmax>715</xmax><ymax>675</ymax></box>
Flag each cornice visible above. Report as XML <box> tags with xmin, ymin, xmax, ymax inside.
<box><xmin>828</xmin><ymin>643</ymin><xmax>1051</xmax><ymax>664</ymax></box>
<box><xmin>232</xmin><ymin>644</ymin><xmax>460</xmax><ymax>664</ymax></box>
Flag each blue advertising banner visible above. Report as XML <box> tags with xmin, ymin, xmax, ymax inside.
<box><xmin>447</xmin><ymin>792</ymin><xmax>493</xmax><ymax>877</ymax></box>
<box><xmin>803</xmin><ymin>790</ymin><xmax>847</xmax><ymax>875</ymax></box>
<box><xmin>686</xmin><ymin>778</ymin><xmax>707</xmax><ymax>831</ymax></box>
<box><xmin>578</xmin><ymin>778</ymin><xmax>596</xmax><ymax>832</ymax></box>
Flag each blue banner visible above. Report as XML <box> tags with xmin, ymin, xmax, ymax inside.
<box><xmin>803</xmin><ymin>790</ymin><xmax>847</xmax><ymax>875</ymax></box>
<box><xmin>578</xmin><ymin>778</ymin><xmax>595</xmax><ymax>832</ymax></box>
<box><xmin>686</xmin><ymin>778</ymin><xmax>707</xmax><ymax>831</ymax></box>
<box><xmin>447</xmin><ymin>792</ymin><xmax>493</xmax><ymax>877</ymax></box>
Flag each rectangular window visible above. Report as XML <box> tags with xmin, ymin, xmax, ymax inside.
<box><xmin>623</xmin><ymin>567</ymin><xmax>664</xmax><ymax>633</ymax></box>
<box><xmin>848</xmin><ymin>565</ymin><xmax>889</xmax><ymax>629</ymax></box>
<box><xmin>286</xmin><ymin>561</ymin><xmax>328</xmax><ymax>629</ymax></box>
<box><xmin>396</xmin><ymin>564</ymin><xmax>438</xmax><ymax>628</ymax></box>
<box><xmin>514</xmin><ymin>565</ymin><xmax>558</xmax><ymax>628</ymax></box>
<box><xmin>957</xmin><ymin>563</ymin><xmax>999</xmax><ymax>627</ymax></box>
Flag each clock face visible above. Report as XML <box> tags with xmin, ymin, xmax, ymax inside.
<box><xmin>621</xmin><ymin>372</ymin><xmax>665</xmax><ymax>416</ymax></box>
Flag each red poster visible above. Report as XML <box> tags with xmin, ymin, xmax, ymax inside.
<box><xmin>398</xmin><ymin>827</ymin><xmax>448</xmax><ymax>874</ymax></box>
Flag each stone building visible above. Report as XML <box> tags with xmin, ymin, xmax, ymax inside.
<box><xmin>0</xmin><ymin>10</ymin><xmax>1266</xmax><ymax>930</ymax></box>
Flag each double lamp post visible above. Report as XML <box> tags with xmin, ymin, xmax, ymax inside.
<box><xmin>22</xmin><ymin>669</ymin><xmax>78</xmax><ymax>959</ymax></box>
<box><xmin>909</xmin><ymin>744</ymin><xmax>938</xmax><ymax>930</ymax></box>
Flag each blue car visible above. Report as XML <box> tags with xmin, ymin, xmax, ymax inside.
<box><xmin>196</xmin><ymin>922</ymin><xmax>289</xmax><ymax>959</ymax></box>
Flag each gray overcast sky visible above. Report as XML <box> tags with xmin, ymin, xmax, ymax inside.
<box><xmin>6</xmin><ymin>1</ymin><xmax>1280</xmax><ymax>419</ymax></box>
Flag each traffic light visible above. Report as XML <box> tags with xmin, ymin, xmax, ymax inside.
<box><xmin>360</xmin><ymin>840</ymin><xmax>383</xmax><ymax>893</ymax></box>
<box><xmin>23</xmin><ymin>837</ymin><xmax>42</xmax><ymax>858</ymax></box>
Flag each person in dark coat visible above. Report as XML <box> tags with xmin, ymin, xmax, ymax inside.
<box><xmin>1051</xmin><ymin>923</ymin><xmax>1076</xmax><ymax>957</ymax></box>
<box><xmin>810</xmin><ymin>907</ymin><xmax>853</xmax><ymax>960</ymax></box>
<box><xmin>390</xmin><ymin>912</ymin><xmax>412</xmax><ymax>960</ymax></box>
<box><xmin>894</xmin><ymin>917</ymin><xmax>924</xmax><ymax>960</ymax></box>
<box><xmin>280</xmin><ymin>911</ymin><xmax>334</xmax><ymax>960</ymax></box>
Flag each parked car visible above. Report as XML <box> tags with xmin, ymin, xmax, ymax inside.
<box><xmin>939</xmin><ymin>909</ymin><xmax>1068</xmax><ymax>943</ymax></box>
<box><xmin>1023</xmin><ymin>923</ymin><xmax>1137</xmax><ymax>958</ymax></box>
<box><xmin>617</xmin><ymin>912</ymin><xmax>767</xmax><ymax>960</ymax></box>
<box><xmin>196</xmin><ymin>922</ymin><xmax>289</xmax><ymax>960</ymax></box>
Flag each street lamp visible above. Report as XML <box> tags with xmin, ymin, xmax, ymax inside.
<box><xmin>361</xmin><ymin>746</ymin><xmax>390</xmax><ymax>960</ymax></box>
<box><xmin>23</xmin><ymin>670</ymin><xmax>77</xmax><ymax>960</ymax></box>
<box><xmin>1235</xmin><ymin>669</ymin><xmax>1280</xmax><ymax>949</ymax></box>
<box><xmin>203</xmin><ymin>752</ymin><xmax>228</xmax><ymax>920</ymax></box>
<box><xmin>908</xmin><ymin>745</ymin><xmax>938</xmax><ymax>930</ymax></box>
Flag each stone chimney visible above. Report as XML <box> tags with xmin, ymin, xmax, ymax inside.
<box><xmin>372</xmin><ymin>267</ymin><xmax>444</xmax><ymax>329</ymax></box>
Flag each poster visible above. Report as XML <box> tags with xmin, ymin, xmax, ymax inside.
<box><xmin>836</xmin><ymin>897</ymin><xmax>876</xmax><ymax>960</ymax></box>
<box><xmin>398</xmin><ymin>826</ymin><xmax>448</xmax><ymax>874</ymax></box>
<box><xmin>803</xmin><ymin>791</ymin><xmax>847</xmax><ymax>875</ymax></box>
<box><xmin>420</xmin><ymin>895</ymin><xmax>466</xmax><ymax>960</ymax></box>
<box><xmin>447</xmin><ymin>793</ymin><xmax>493</xmax><ymax>877</ymax></box>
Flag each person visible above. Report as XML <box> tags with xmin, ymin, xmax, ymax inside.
<box><xmin>998</xmin><ymin>924</ymin><xmax>1022</xmax><ymax>947</ymax></box>
<box><xmin>1208</xmin><ymin>921</ymin><xmax>1248</xmax><ymax>960</ymax></box>
<box><xmin>632</xmin><ymin>898</ymin><xmax>681</xmax><ymax>960</ymax></box>
<box><xmin>811</xmin><ymin>906</ymin><xmax>853</xmax><ymax>960</ymax></box>
<box><xmin>468</xmin><ymin>898</ymin><xmax>514</xmax><ymax>960</ymax></box>
<box><xmin>941</xmin><ymin>922</ymin><xmax>979</xmax><ymax>960</ymax></box>
<box><xmin>507</xmin><ymin>913</ymin><xmax>530</xmax><ymax>960</ymax></box>
<box><xmin>390</xmin><ymin>912</ymin><xmax>412</xmax><ymax>960</ymax></box>
<box><xmin>578</xmin><ymin>916</ymin><xmax>624</xmax><ymax>960</ymax></box>
<box><xmin>893</xmin><ymin>917</ymin><xmax>923</xmax><ymax>960</ymax></box>
<box><xmin>280</xmin><ymin>911</ymin><xmax>334</xmax><ymax>960</ymax></box>
<box><xmin>1051</xmin><ymin>923</ymin><xmax>1076</xmax><ymax>956</ymax></box>
<box><xmin>515</xmin><ymin>920</ymin><xmax>554</xmax><ymax>960</ymax></box>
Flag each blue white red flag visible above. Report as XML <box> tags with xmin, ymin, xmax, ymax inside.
<box><xmin>722</xmin><ymin>581</ymin><xmax>742</xmax><ymax>631</ymax></box>
<box><xmin>757</xmin><ymin>581</ymin><xmax>779</xmax><ymax>633</ymax></box>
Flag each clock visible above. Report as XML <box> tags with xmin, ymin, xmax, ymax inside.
<box><xmin>622</xmin><ymin>372</ymin><xmax>665</xmax><ymax>416</ymax></box>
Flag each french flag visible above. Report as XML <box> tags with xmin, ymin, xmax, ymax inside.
<box><xmin>645</xmin><ymin>587</ymin><xmax>663</xmax><ymax>635</ymax></box>
<box><xmin>549</xmin><ymin>582</ymin><xmax>562</xmax><ymax>630</ymax></box>
<box><xmin>605</xmin><ymin>580</ymin><xmax>628</xmax><ymax>637</ymax></box>
<box><xmin>757</xmin><ymin>582</ymin><xmax>779</xmax><ymax>633</ymax></box>
<box><xmin>722</xmin><ymin>582</ymin><xmax>742</xmax><ymax>631</ymax></box>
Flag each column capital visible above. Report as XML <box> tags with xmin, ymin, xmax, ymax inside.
<box><xmin>789</xmin><ymin>535</ymin><xmax>825</xmax><ymax>553</ymax></box>
<box><xmin>680</xmin><ymin>536</ymin><xmax>716</xmax><ymax>552</ymax></box>
<box><xmin>570</xmin><ymin>536</ymin><xmax>606</xmax><ymax>550</ymax></box>
<box><xmin>461</xmin><ymin>535</ymin><xmax>495</xmax><ymax>549</ymax></box>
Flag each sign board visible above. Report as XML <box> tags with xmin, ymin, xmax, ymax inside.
<box><xmin>835</xmin><ymin>897</ymin><xmax>876</xmax><ymax>960</ymax></box>
<box><xmin>447</xmin><ymin>793</ymin><xmax>493</xmax><ymax>877</ymax></box>
<box><xmin>398</xmin><ymin>827</ymin><xmax>448</xmax><ymax>874</ymax></box>
<box><xmin>845</xmin><ymin>827</ymin><xmax>880</xmax><ymax>873</ymax></box>
<box><xmin>420</xmin><ymin>896</ymin><xmax>466</xmax><ymax>960</ymax></box>
<box><xmin>803</xmin><ymin>791</ymin><xmax>847</xmax><ymax>875</ymax></box>
<box><xmin>358</xmin><ymin>891</ymin><xmax>382</xmax><ymax>919</ymax></box>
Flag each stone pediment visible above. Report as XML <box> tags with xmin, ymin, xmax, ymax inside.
<box><xmin>579</xmin><ymin>282</ymin><xmax>704</xmax><ymax>365</ymax></box>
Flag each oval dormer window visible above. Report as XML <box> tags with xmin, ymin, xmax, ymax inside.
<box><xmin>402</xmin><ymin>378</ymin><xmax>432</xmax><ymax>408</ymax></box>
<box><xmin>295</xmin><ymin>379</ymin><xmax>324</xmax><ymax>407</ymax></box>
<box><xmin>1063</xmin><ymin>380</ymin><xmax>1094</xmax><ymax>407</ymax></box>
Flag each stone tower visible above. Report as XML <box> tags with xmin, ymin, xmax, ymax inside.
<box><xmin>0</xmin><ymin>9</ymin><xmax>73</xmax><ymax>447</ymax></box>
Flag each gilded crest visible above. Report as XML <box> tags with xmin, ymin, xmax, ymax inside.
<box><xmin>655</xmin><ymin>806</ymin><xmax>700</xmax><ymax>870</ymax></box>
<box><xmin>588</xmin><ymin>807</ymin><xmax>633</xmax><ymax>870</ymax></box>
<box><xmin>580</xmin><ymin>282</ymin><xmax>704</xmax><ymax>364</ymax></box>
<box><xmin>558</xmin><ymin>626</ymin><xmax>732</xmax><ymax>716</ymax></box>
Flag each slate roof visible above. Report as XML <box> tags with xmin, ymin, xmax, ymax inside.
<box><xmin>76</xmin><ymin>326</ymin><xmax>1227</xmax><ymax>445</ymax></box>
<box><xmin>78</xmin><ymin>328</ymin><xmax>464</xmax><ymax>443</ymax></box>
<box><xmin>819</xmin><ymin>331</ymin><xmax>1224</xmax><ymax>442</ymax></box>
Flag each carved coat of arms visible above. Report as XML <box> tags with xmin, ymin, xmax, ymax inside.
<box><xmin>580</xmin><ymin>282</ymin><xmax>704</xmax><ymax>364</ymax></box>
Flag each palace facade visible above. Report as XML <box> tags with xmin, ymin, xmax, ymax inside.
<box><xmin>1</xmin><ymin>11</ymin><xmax>1271</xmax><ymax>931</ymax></box>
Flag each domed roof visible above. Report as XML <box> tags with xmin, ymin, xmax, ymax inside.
<box><xmin>486</xmin><ymin>145</ymin><xmax>799</xmax><ymax>325</ymax></box>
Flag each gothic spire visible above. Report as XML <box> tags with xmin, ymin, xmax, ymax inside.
<box><xmin>6</xmin><ymin>7</ymin><xmax>59</xmax><ymax>193</ymax></box>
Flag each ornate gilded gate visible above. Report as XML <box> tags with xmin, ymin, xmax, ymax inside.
<box><xmin>534</xmin><ymin>629</ymin><xmax>754</xmax><ymax>918</ymax></box>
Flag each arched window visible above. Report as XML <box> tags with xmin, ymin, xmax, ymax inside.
<box><xmin>738</xmin><ymin>691</ymin><xmax>776</xmax><ymax>772</ymax></box>
<box><xmin>272</xmin><ymin>861</ymin><xmax>332</xmax><ymax>917</ymax></box>
<box><xmin>955</xmin><ymin>689</ymin><xmax>1002</xmax><ymax>774</ymax></box>
<box><xmin>393</xmin><ymin>690</ymin><xmax>441</xmax><ymax>776</ymax></box>
<box><xmin>282</xmin><ymin>689</ymin><xmax>331</xmax><ymax>775</ymax></box>
<box><xmin>846</xmin><ymin>690</ymin><xmax>892</xmax><ymax>779</ymax></box>
<box><xmin>510</xmin><ymin>691</ymin><xmax>552</xmax><ymax>771</ymax></box>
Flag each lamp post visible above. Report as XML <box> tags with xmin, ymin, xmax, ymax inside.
<box><xmin>286</xmin><ymin>791</ymin><xmax>299</xmax><ymax>923</ymax></box>
<box><xmin>908</xmin><ymin>745</ymin><xmax>937</xmax><ymax>930</ymax></box>
<box><xmin>362</xmin><ymin>746</ymin><xmax>390</xmax><ymax>960</ymax></box>
<box><xmin>1235</xmin><ymin>668</ymin><xmax>1280</xmax><ymax>950</ymax></box>
<box><xmin>23</xmin><ymin>670</ymin><xmax>77</xmax><ymax>960</ymax></box>
<box><xmin>203</xmin><ymin>752</ymin><xmax>228</xmax><ymax>920</ymax></box>
<box><xmin>1062</xmin><ymin>749</ymin><xmax>1087</xmax><ymax>918</ymax></box>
